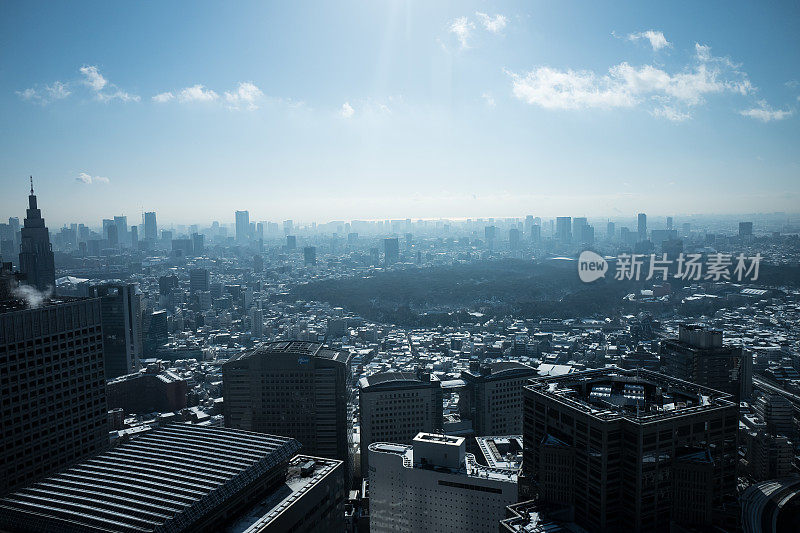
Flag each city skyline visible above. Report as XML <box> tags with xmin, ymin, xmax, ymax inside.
<box><xmin>2</xmin><ymin>1</ymin><xmax>799</xmax><ymax>224</ymax></box>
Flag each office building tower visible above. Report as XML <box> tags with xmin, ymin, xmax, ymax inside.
<box><xmin>304</xmin><ymin>246</ymin><xmax>317</xmax><ymax>265</ymax></box>
<box><xmin>369</xmin><ymin>433</ymin><xmax>517</xmax><ymax>532</ymax></box>
<box><xmin>236</xmin><ymin>210</ymin><xmax>250</xmax><ymax>243</ymax></box>
<box><xmin>251</xmin><ymin>307</ymin><xmax>264</xmax><ymax>338</ymax></box>
<box><xmin>660</xmin><ymin>323</ymin><xmax>752</xmax><ymax>402</ymax></box>
<box><xmin>459</xmin><ymin>362</ymin><xmax>537</xmax><ymax>436</ymax></box>
<box><xmin>113</xmin><ymin>215</ymin><xmax>127</xmax><ymax>244</ymax></box>
<box><xmin>143</xmin><ymin>211</ymin><xmax>157</xmax><ymax>241</ymax></box>
<box><xmin>88</xmin><ymin>282</ymin><xmax>143</xmax><ymax>379</ymax></box>
<box><xmin>347</xmin><ymin>232</ymin><xmax>358</xmax><ymax>244</ymax></box>
<box><xmin>666</xmin><ymin>216</ymin><xmax>673</xmax><ymax>230</ymax></box>
<box><xmin>358</xmin><ymin>372</ymin><xmax>443</xmax><ymax>477</ymax></box>
<box><xmin>18</xmin><ymin>179</ymin><xmax>55</xmax><ymax>291</ymax></box>
<box><xmin>286</xmin><ymin>235</ymin><xmax>297</xmax><ymax>250</ymax></box>
<box><xmin>755</xmin><ymin>394</ymin><xmax>795</xmax><ymax>439</ymax></box>
<box><xmin>191</xmin><ymin>232</ymin><xmax>204</xmax><ymax>254</ymax></box>
<box><xmin>748</xmin><ymin>431</ymin><xmax>794</xmax><ymax>481</ymax></box>
<box><xmin>107</xmin><ymin>223</ymin><xmax>119</xmax><ymax>247</ymax></box>
<box><xmin>129</xmin><ymin>224</ymin><xmax>138</xmax><ymax>247</ymax></box>
<box><xmin>572</xmin><ymin>217</ymin><xmax>588</xmax><ymax>243</ymax></box>
<box><xmin>637</xmin><ymin>212</ymin><xmax>647</xmax><ymax>241</ymax></box>
<box><xmin>190</xmin><ymin>268</ymin><xmax>210</xmax><ymax>293</ymax></box>
<box><xmin>739</xmin><ymin>221</ymin><xmax>754</xmax><ymax>237</ymax></box>
<box><xmin>508</xmin><ymin>228</ymin><xmax>521</xmax><ymax>251</ymax></box>
<box><xmin>531</xmin><ymin>223</ymin><xmax>541</xmax><ymax>242</ymax></box>
<box><xmin>0</xmin><ymin>296</ymin><xmax>109</xmax><ymax>496</ymax></box>
<box><xmin>524</xmin><ymin>215</ymin><xmax>534</xmax><ymax>237</ymax></box>
<box><xmin>524</xmin><ymin>367</ymin><xmax>738</xmax><ymax>532</ymax></box>
<box><xmin>161</xmin><ymin>229</ymin><xmax>173</xmax><ymax>242</ymax></box>
<box><xmin>0</xmin><ymin>425</ymin><xmax>321</xmax><ymax>533</ymax></box>
<box><xmin>606</xmin><ymin>221</ymin><xmax>615</xmax><ymax>240</ymax></box>
<box><xmin>223</xmin><ymin>341</ymin><xmax>353</xmax><ymax>483</ymax></box>
<box><xmin>555</xmin><ymin>217</ymin><xmax>572</xmax><ymax>243</ymax></box>
<box><xmin>383</xmin><ymin>237</ymin><xmax>399</xmax><ymax>266</ymax></box>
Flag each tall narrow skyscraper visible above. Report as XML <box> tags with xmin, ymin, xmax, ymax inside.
<box><xmin>235</xmin><ymin>210</ymin><xmax>250</xmax><ymax>243</ymax></box>
<box><xmin>18</xmin><ymin>177</ymin><xmax>55</xmax><ymax>291</ymax></box>
<box><xmin>143</xmin><ymin>211</ymin><xmax>157</xmax><ymax>241</ymax></box>
<box><xmin>637</xmin><ymin>212</ymin><xmax>647</xmax><ymax>242</ymax></box>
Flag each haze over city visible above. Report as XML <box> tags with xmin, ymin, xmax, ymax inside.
<box><xmin>2</xmin><ymin>0</ymin><xmax>799</xmax><ymax>225</ymax></box>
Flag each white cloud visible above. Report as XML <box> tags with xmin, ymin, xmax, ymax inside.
<box><xmin>508</xmin><ymin>41</ymin><xmax>757</xmax><ymax>120</ymax></box>
<box><xmin>152</xmin><ymin>91</ymin><xmax>174</xmax><ymax>103</ymax></box>
<box><xmin>224</xmin><ymin>82</ymin><xmax>264</xmax><ymax>110</ymax></box>
<box><xmin>627</xmin><ymin>30</ymin><xmax>670</xmax><ymax>51</ymax></box>
<box><xmin>449</xmin><ymin>16</ymin><xmax>475</xmax><ymax>48</ymax></box>
<box><xmin>16</xmin><ymin>81</ymin><xmax>71</xmax><ymax>105</ymax></box>
<box><xmin>340</xmin><ymin>102</ymin><xmax>354</xmax><ymax>118</ymax></box>
<box><xmin>476</xmin><ymin>12</ymin><xmax>507</xmax><ymax>34</ymax></box>
<box><xmin>79</xmin><ymin>65</ymin><xmax>107</xmax><ymax>91</ymax></box>
<box><xmin>178</xmin><ymin>84</ymin><xmax>219</xmax><ymax>103</ymax></box>
<box><xmin>79</xmin><ymin>65</ymin><xmax>139</xmax><ymax>102</ymax></box>
<box><xmin>739</xmin><ymin>100</ymin><xmax>793</xmax><ymax>122</ymax></box>
<box><xmin>481</xmin><ymin>92</ymin><xmax>496</xmax><ymax>107</ymax></box>
<box><xmin>76</xmin><ymin>172</ymin><xmax>109</xmax><ymax>184</ymax></box>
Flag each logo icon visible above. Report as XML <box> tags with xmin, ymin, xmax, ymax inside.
<box><xmin>578</xmin><ymin>250</ymin><xmax>608</xmax><ymax>282</ymax></box>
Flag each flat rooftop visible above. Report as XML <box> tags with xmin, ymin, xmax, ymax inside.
<box><xmin>476</xmin><ymin>436</ymin><xmax>523</xmax><ymax>471</ymax></box>
<box><xmin>226</xmin><ymin>455</ymin><xmax>342</xmax><ymax>533</ymax></box>
<box><xmin>526</xmin><ymin>367</ymin><xmax>735</xmax><ymax>422</ymax></box>
<box><xmin>227</xmin><ymin>340</ymin><xmax>350</xmax><ymax>364</ymax></box>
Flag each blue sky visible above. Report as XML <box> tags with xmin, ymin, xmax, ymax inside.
<box><xmin>1</xmin><ymin>1</ymin><xmax>799</xmax><ymax>226</ymax></box>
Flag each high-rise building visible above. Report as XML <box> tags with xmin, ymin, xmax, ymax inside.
<box><xmin>236</xmin><ymin>210</ymin><xmax>250</xmax><ymax>243</ymax></box>
<box><xmin>130</xmin><ymin>224</ymin><xmax>138</xmax><ymax>247</ymax></box>
<box><xmin>0</xmin><ymin>295</ymin><xmax>109</xmax><ymax>496</ymax></box>
<box><xmin>191</xmin><ymin>232</ymin><xmax>204</xmax><ymax>254</ymax></box>
<box><xmin>637</xmin><ymin>212</ymin><xmax>647</xmax><ymax>241</ymax></box>
<box><xmin>666</xmin><ymin>216</ymin><xmax>673</xmax><ymax>230</ymax></box>
<box><xmin>189</xmin><ymin>267</ymin><xmax>210</xmax><ymax>293</ymax></box>
<box><xmin>143</xmin><ymin>211</ymin><xmax>157</xmax><ymax>241</ymax></box>
<box><xmin>250</xmin><ymin>307</ymin><xmax>264</xmax><ymax>338</ymax></box>
<box><xmin>755</xmin><ymin>393</ymin><xmax>795</xmax><ymax>439</ymax></box>
<box><xmin>88</xmin><ymin>282</ymin><xmax>143</xmax><ymax>379</ymax></box>
<box><xmin>555</xmin><ymin>217</ymin><xmax>572</xmax><ymax>243</ymax></box>
<box><xmin>0</xmin><ymin>425</ymin><xmax>338</xmax><ymax>533</ymax></box>
<box><xmin>508</xmin><ymin>228</ymin><xmax>521</xmax><ymax>251</ymax></box>
<box><xmin>223</xmin><ymin>341</ymin><xmax>353</xmax><ymax>483</ymax></box>
<box><xmin>739</xmin><ymin>221</ymin><xmax>754</xmax><ymax>237</ymax></box>
<box><xmin>459</xmin><ymin>362</ymin><xmax>537</xmax><ymax>436</ymax></box>
<box><xmin>660</xmin><ymin>323</ymin><xmax>752</xmax><ymax>402</ymax></box>
<box><xmin>383</xmin><ymin>237</ymin><xmax>399</xmax><ymax>265</ymax></box>
<box><xmin>606</xmin><ymin>221</ymin><xmax>615</xmax><ymax>240</ymax></box>
<box><xmin>358</xmin><ymin>372</ymin><xmax>443</xmax><ymax>477</ymax></box>
<box><xmin>286</xmin><ymin>235</ymin><xmax>297</xmax><ymax>250</ymax></box>
<box><xmin>523</xmin><ymin>367</ymin><xmax>738</xmax><ymax>532</ymax></box>
<box><xmin>304</xmin><ymin>246</ymin><xmax>317</xmax><ymax>265</ymax></box>
<box><xmin>18</xmin><ymin>178</ymin><xmax>55</xmax><ymax>291</ymax></box>
<box><xmin>113</xmin><ymin>215</ymin><xmax>127</xmax><ymax>244</ymax></box>
<box><xmin>369</xmin><ymin>433</ymin><xmax>518</xmax><ymax>532</ymax></box>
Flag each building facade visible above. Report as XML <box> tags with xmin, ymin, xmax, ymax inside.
<box><xmin>18</xmin><ymin>180</ymin><xmax>55</xmax><ymax>292</ymax></box>
<box><xmin>459</xmin><ymin>361</ymin><xmax>537</xmax><ymax>436</ymax></box>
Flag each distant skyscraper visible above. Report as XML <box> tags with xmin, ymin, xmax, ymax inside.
<box><xmin>235</xmin><ymin>210</ymin><xmax>250</xmax><ymax>243</ymax></box>
<box><xmin>666</xmin><ymin>216</ymin><xmax>673</xmax><ymax>230</ymax></box>
<box><xmin>304</xmin><ymin>245</ymin><xmax>317</xmax><ymax>265</ymax></box>
<box><xmin>189</xmin><ymin>268</ymin><xmax>210</xmax><ymax>293</ymax></box>
<box><xmin>0</xmin><ymin>296</ymin><xmax>109</xmax><ymax>496</ymax></box>
<box><xmin>358</xmin><ymin>372</ymin><xmax>443</xmax><ymax>477</ymax></box>
<box><xmin>508</xmin><ymin>228</ymin><xmax>521</xmax><ymax>251</ymax></box>
<box><xmin>113</xmin><ymin>215</ymin><xmax>127</xmax><ymax>244</ymax></box>
<box><xmin>524</xmin><ymin>367</ymin><xmax>739</xmax><ymax>532</ymax></box>
<box><xmin>286</xmin><ymin>234</ymin><xmax>297</xmax><ymax>250</ymax></box>
<box><xmin>383</xmin><ymin>237</ymin><xmax>399</xmax><ymax>265</ymax></box>
<box><xmin>129</xmin><ymin>224</ymin><xmax>138</xmax><ymax>247</ymax></box>
<box><xmin>191</xmin><ymin>232</ymin><xmax>204</xmax><ymax>254</ymax></box>
<box><xmin>606</xmin><ymin>221</ymin><xmax>615</xmax><ymax>240</ymax></box>
<box><xmin>637</xmin><ymin>212</ymin><xmax>647</xmax><ymax>241</ymax></box>
<box><xmin>555</xmin><ymin>217</ymin><xmax>571</xmax><ymax>243</ymax></box>
<box><xmin>739</xmin><ymin>221</ymin><xmax>754</xmax><ymax>237</ymax></box>
<box><xmin>143</xmin><ymin>211</ymin><xmax>157</xmax><ymax>241</ymax></box>
<box><xmin>250</xmin><ymin>307</ymin><xmax>264</xmax><ymax>338</ymax></box>
<box><xmin>369</xmin><ymin>433</ymin><xmax>518</xmax><ymax>532</ymax></box>
<box><xmin>18</xmin><ymin>178</ymin><xmax>55</xmax><ymax>291</ymax></box>
<box><xmin>660</xmin><ymin>323</ymin><xmax>752</xmax><ymax>402</ymax></box>
<box><xmin>223</xmin><ymin>341</ymin><xmax>353</xmax><ymax>483</ymax></box>
<box><xmin>88</xmin><ymin>282</ymin><xmax>143</xmax><ymax>379</ymax></box>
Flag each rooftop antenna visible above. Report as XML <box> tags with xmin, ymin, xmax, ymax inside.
<box><xmin>29</xmin><ymin>176</ymin><xmax>34</xmax><ymax>195</ymax></box>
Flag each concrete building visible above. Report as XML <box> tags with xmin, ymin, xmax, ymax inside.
<box><xmin>303</xmin><ymin>246</ymin><xmax>317</xmax><ymax>266</ymax></box>
<box><xmin>143</xmin><ymin>211</ymin><xmax>157</xmax><ymax>241</ymax></box>
<box><xmin>661</xmin><ymin>323</ymin><xmax>752</xmax><ymax>402</ymax></box>
<box><xmin>223</xmin><ymin>341</ymin><xmax>353</xmax><ymax>484</ymax></box>
<box><xmin>748</xmin><ymin>431</ymin><xmax>794</xmax><ymax>481</ymax></box>
<box><xmin>368</xmin><ymin>432</ymin><xmax>517</xmax><ymax>532</ymax></box>
<box><xmin>383</xmin><ymin>237</ymin><xmax>399</xmax><ymax>266</ymax></box>
<box><xmin>190</xmin><ymin>267</ymin><xmax>210</xmax><ymax>293</ymax></box>
<box><xmin>638</xmin><ymin>212</ymin><xmax>647</xmax><ymax>241</ymax></box>
<box><xmin>459</xmin><ymin>361</ymin><xmax>537</xmax><ymax>436</ymax></box>
<box><xmin>227</xmin><ymin>455</ymin><xmax>346</xmax><ymax>533</ymax></box>
<box><xmin>523</xmin><ymin>367</ymin><xmax>739</xmax><ymax>532</ymax></box>
<box><xmin>106</xmin><ymin>364</ymin><xmax>188</xmax><ymax>414</ymax></box>
<box><xmin>555</xmin><ymin>217</ymin><xmax>571</xmax><ymax>243</ymax></box>
<box><xmin>755</xmin><ymin>393</ymin><xmax>795</xmax><ymax>439</ymax></box>
<box><xmin>0</xmin><ymin>296</ymin><xmax>109</xmax><ymax>496</ymax></box>
<box><xmin>358</xmin><ymin>371</ymin><xmax>443</xmax><ymax>477</ymax></box>
<box><xmin>88</xmin><ymin>282</ymin><xmax>142</xmax><ymax>379</ymax></box>
<box><xmin>0</xmin><ymin>425</ymin><xmax>302</xmax><ymax>533</ymax></box>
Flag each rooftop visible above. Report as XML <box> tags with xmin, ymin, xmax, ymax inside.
<box><xmin>526</xmin><ymin>367</ymin><xmax>736</xmax><ymax>422</ymax></box>
<box><xmin>476</xmin><ymin>436</ymin><xmax>523</xmax><ymax>471</ymax></box>
<box><xmin>227</xmin><ymin>340</ymin><xmax>350</xmax><ymax>364</ymax></box>
<box><xmin>0</xmin><ymin>424</ymin><xmax>301</xmax><ymax>533</ymax></box>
